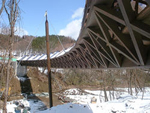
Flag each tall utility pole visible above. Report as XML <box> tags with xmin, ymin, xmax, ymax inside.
<box><xmin>45</xmin><ymin>12</ymin><xmax>53</xmax><ymax>108</ymax></box>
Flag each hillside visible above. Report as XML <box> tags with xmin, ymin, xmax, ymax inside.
<box><xmin>0</xmin><ymin>34</ymin><xmax>75</xmax><ymax>54</ymax></box>
<box><xmin>32</xmin><ymin>35</ymin><xmax>75</xmax><ymax>53</ymax></box>
<box><xmin>0</xmin><ymin>34</ymin><xmax>34</xmax><ymax>52</ymax></box>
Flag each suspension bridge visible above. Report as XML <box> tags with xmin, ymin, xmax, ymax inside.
<box><xmin>18</xmin><ymin>0</ymin><xmax>150</xmax><ymax>69</ymax></box>
<box><xmin>6</xmin><ymin>0</ymin><xmax>150</xmax><ymax>108</ymax></box>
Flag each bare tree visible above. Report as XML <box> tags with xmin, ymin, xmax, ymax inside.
<box><xmin>3</xmin><ymin>0</ymin><xmax>20</xmax><ymax>112</ymax></box>
<box><xmin>101</xmin><ymin>70</ymin><xmax>108</xmax><ymax>102</ymax></box>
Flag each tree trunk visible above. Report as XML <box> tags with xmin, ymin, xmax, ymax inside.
<box><xmin>104</xmin><ymin>86</ymin><xmax>108</xmax><ymax>102</ymax></box>
<box><xmin>111</xmin><ymin>73</ymin><xmax>115</xmax><ymax>100</ymax></box>
<box><xmin>142</xmin><ymin>70</ymin><xmax>149</xmax><ymax>99</ymax></box>
<box><xmin>129</xmin><ymin>71</ymin><xmax>133</xmax><ymax>95</ymax></box>
<box><xmin>2</xmin><ymin>0</ymin><xmax>20</xmax><ymax>112</ymax></box>
<box><xmin>102</xmin><ymin>71</ymin><xmax>108</xmax><ymax>102</ymax></box>
<box><xmin>3</xmin><ymin>38</ymin><xmax>13</xmax><ymax>113</ymax></box>
<box><xmin>0</xmin><ymin>64</ymin><xmax>4</xmax><ymax>93</ymax></box>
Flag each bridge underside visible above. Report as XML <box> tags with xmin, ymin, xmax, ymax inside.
<box><xmin>20</xmin><ymin>0</ymin><xmax>150</xmax><ymax>69</ymax></box>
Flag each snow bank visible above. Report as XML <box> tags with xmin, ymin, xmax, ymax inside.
<box><xmin>63</xmin><ymin>88</ymin><xmax>85</xmax><ymax>95</ymax></box>
<box><xmin>1</xmin><ymin>88</ymin><xmax>150</xmax><ymax>113</ymax></box>
<box><xmin>17</xmin><ymin>76</ymin><xmax>28</xmax><ymax>82</ymax></box>
<box><xmin>37</xmin><ymin>103</ymin><xmax>92</xmax><ymax>113</ymax></box>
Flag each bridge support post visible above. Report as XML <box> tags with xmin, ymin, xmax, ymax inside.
<box><xmin>16</xmin><ymin>62</ymin><xmax>27</xmax><ymax>76</ymax></box>
<box><xmin>45</xmin><ymin>12</ymin><xmax>53</xmax><ymax>108</ymax></box>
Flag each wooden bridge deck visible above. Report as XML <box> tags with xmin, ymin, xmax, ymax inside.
<box><xmin>19</xmin><ymin>0</ymin><xmax>150</xmax><ymax>69</ymax></box>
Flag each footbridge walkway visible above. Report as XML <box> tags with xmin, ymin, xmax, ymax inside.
<box><xmin>18</xmin><ymin>0</ymin><xmax>150</xmax><ymax>69</ymax></box>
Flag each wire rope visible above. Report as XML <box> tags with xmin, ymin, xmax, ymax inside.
<box><xmin>24</xmin><ymin>16</ymin><xmax>45</xmax><ymax>55</ymax></box>
<box><xmin>17</xmin><ymin>15</ymin><xmax>45</xmax><ymax>67</ymax></box>
<box><xmin>48</xmin><ymin>19</ymin><xmax>66</xmax><ymax>53</ymax></box>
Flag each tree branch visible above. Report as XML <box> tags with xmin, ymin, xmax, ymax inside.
<box><xmin>0</xmin><ymin>0</ymin><xmax>6</xmax><ymax>15</ymax></box>
<box><xmin>4</xmin><ymin>5</ymin><xmax>10</xmax><ymax>23</ymax></box>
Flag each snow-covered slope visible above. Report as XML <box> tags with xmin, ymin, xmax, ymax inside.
<box><xmin>1</xmin><ymin>88</ymin><xmax>150</xmax><ymax>113</ymax></box>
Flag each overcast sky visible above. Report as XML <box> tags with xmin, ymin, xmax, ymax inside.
<box><xmin>0</xmin><ymin>0</ymin><xmax>85</xmax><ymax>40</ymax></box>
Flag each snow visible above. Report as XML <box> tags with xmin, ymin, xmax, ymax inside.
<box><xmin>61</xmin><ymin>88</ymin><xmax>150</xmax><ymax>113</ymax></box>
<box><xmin>1</xmin><ymin>88</ymin><xmax>150</xmax><ymax>113</ymax></box>
<box><xmin>16</xmin><ymin>76</ymin><xmax>28</xmax><ymax>82</ymax></box>
<box><xmin>4</xmin><ymin>99</ymin><xmax>47</xmax><ymax>113</ymax></box>
<box><xmin>63</xmin><ymin>88</ymin><xmax>85</xmax><ymax>95</ymax></box>
<box><xmin>31</xmin><ymin>55</ymin><xmax>42</xmax><ymax>60</ymax></box>
<box><xmin>55</xmin><ymin>50</ymin><xmax>65</xmax><ymax>58</ymax></box>
<box><xmin>38</xmin><ymin>68</ymin><xmax>64</xmax><ymax>74</ymax></box>
<box><xmin>27</xmin><ymin>55</ymin><xmax>39</xmax><ymax>60</ymax></box>
<box><xmin>16</xmin><ymin>45</ymin><xmax>74</xmax><ymax>61</ymax></box>
<box><xmin>6</xmin><ymin>103</ymin><xmax>17</xmax><ymax>113</ymax></box>
<box><xmin>37</xmin><ymin>103</ymin><xmax>93</xmax><ymax>113</ymax></box>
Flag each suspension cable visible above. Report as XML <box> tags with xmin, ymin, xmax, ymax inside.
<box><xmin>24</xmin><ymin>16</ymin><xmax>45</xmax><ymax>55</ymax></box>
<box><xmin>17</xmin><ymin>15</ymin><xmax>45</xmax><ymax>67</ymax></box>
<box><xmin>48</xmin><ymin>19</ymin><xmax>66</xmax><ymax>53</ymax></box>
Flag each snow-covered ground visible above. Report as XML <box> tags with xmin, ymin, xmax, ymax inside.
<box><xmin>1</xmin><ymin>88</ymin><xmax>150</xmax><ymax>113</ymax></box>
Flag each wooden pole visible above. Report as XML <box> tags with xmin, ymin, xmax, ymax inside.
<box><xmin>45</xmin><ymin>13</ymin><xmax>53</xmax><ymax>108</ymax></box>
